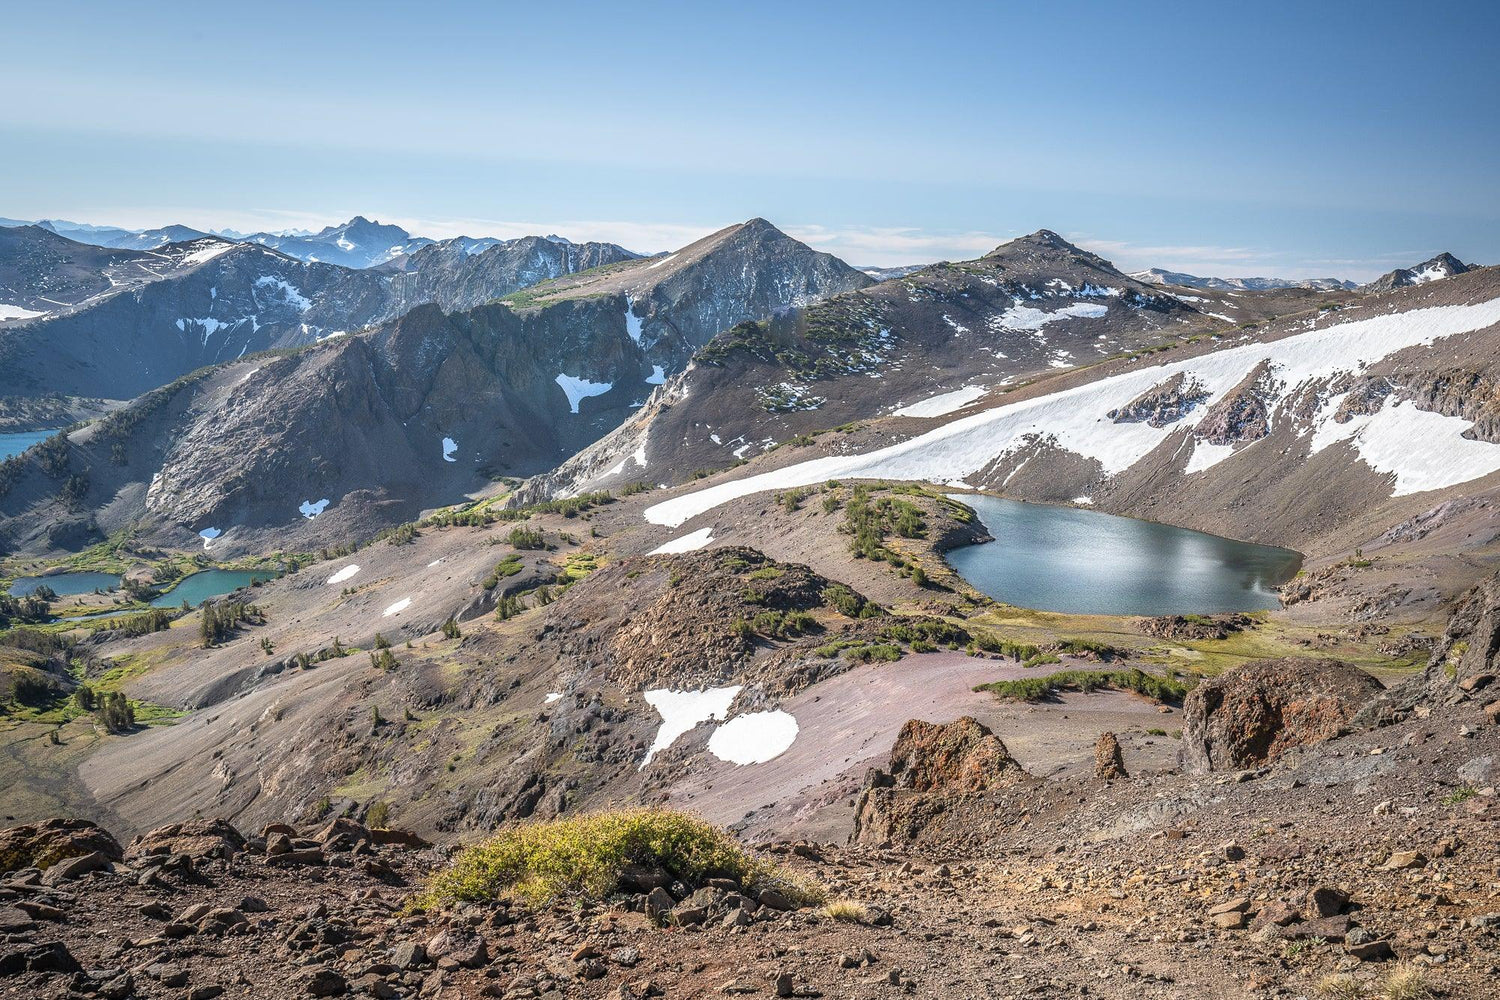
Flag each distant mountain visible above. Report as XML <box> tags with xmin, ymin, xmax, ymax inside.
<box><xmin>376</xmin><ymin>235</ymin><xmax>639</xmax><ymax>314</ymax></box>
<box><xmin>242</xmin><ymin>216</ymin><xmax>433</xmax><ymax>268</ymax></box>
<box><xmin>31</xmin><ymin>218</ymin><xmax>143</xmax><ymax>246</ymax></box>
<box><xmin>0</xmin><ymin>228</ymin><xmax>642</xmax><ymax>401</ymax></box>
<box><xmin>0</xmin><ymin>219</ymin><xmax>873</xmax><ymax>551</ymax></box>
<box><xmin>859</xmin><ymin>264</ymin><xmax>926</xmax><ymax>281</ymax></box>
<box><xmin>1362</xmin><ymin>252</ymin><xmax>1475</xmax><ymax>292</ymax></box>
<box><xmin>0</xmin><ymin>226</ymin><xmax>241</xmax><ymax>322</ymax></box>
<box><xmin>1130</xmin><ymin>267</ymin><xmax>1357</xmax><ymax>291</ymax></box>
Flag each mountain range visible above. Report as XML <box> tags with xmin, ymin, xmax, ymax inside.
<box><xmin>0</xmin><ymin>218</ymin><xmax>869</xmax><ymax>552</ymax></box>
<box><xmin>2</xmin><ymin>209</ymin><xmax>1499</xmax><ymax>1000</ymax></box>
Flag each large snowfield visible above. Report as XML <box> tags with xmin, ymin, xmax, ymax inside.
<box><xmin>646</xmin><ymin>298</ymin><xmax>1500</xmax><ymax>527</ymax></box>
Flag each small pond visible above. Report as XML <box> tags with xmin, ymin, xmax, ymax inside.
<box><xmin>8</xmin><ymin>571</ymin><xmax>122</xmax><ymax>597</ymax></box>
<box><xmin>0</xmin><ymin>429</ymin><xmax>58</xmax><ymax>462</ymax></box>
<box><xmin>945</xmin><ymin>495</ymin><xmax>1302</xmax><ymax>616</ymax></box>
<box><xmin>150</xmin><ymin>569</ymin><xmax>269</xmax><ymax>607</ymax></box>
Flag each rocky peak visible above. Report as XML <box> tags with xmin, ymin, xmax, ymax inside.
<box><xmin>983</xmin><ymin>229</ymin><xmax>1123</xmax><ymax>276</ymax></box>
<box><xmin>1363</xmin><ymin>251</ymin><xmax>1475</xmax><ymax>291</ymax></box>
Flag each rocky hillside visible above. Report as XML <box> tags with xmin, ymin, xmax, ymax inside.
<box><xmin>521</xmin><ymin>230</ymin><xmax>1353</xmax><ymax>501</ymax></box>
<box><xmin>0</xmin><ymin>226</ymin><xmax>238</xmax><ymax>321</ymax></box>
<box><xmin>628</xmin><ymin>266</ymin><xmax>1500</xmax><ymax>563</ymax></box>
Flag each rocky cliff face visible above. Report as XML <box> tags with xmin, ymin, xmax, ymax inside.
<box><xmin>1357</xmin><ymin>570</ymin><xmax>1500</xmax><ymax>725</ymax></box>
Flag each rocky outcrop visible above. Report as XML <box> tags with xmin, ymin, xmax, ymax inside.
<box><xmin>1194</xmin><ymin>361</ymin><xmax>1281</xmax><ymax>446</ymax></box>
<box><xmin>1357</xmin><ymin>571</ymin><xmax>1500</xmax><ymax>725</ymax></box>
<box><xmin>1140</xmin><ymin>614</ymin><xmax>1253</xmax><ymax>641</ymax></box>
<box><xmin>126</xmin><ymin>819</ymin><xmax>246</xmax><ymax>861</ymax></box>
<box><xmin>1094</xmin><ymin>732</ymin><xmax>1127</xmax><ymax>780</ymax></box>
<box><xmin>1108</xmin><ymin>372</ymin><xmax>1209</xmax><ymax>427</ymax></box>
<box><xmin>1179</xmin><ymin>658</ymin><xmax>1383</xmax><ymax>773</ymax></box>
<box><xmin>0</xmin><ymin>818</ymin><xmax>121</xmax><ymax>874</ymax></box>
<box><xmin>851</xmin><ymin>718</ymin><xmax>1029</xmax><ymax>843</ymax></box>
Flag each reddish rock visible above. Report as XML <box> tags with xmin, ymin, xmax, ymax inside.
<box><xmin>126</xmin><ymin>819</ymin><xmax>245</xmax><ymax>860</ymax></box>
<box><xmin>1180</xmin><ymin>658</ymin><xmax>1383</xmax><ymax>773</ymax></box>
<box><xmin>851</xmin><ymin>717</ymin><xmax>1029</xmax><ymax>844</ymax></box>
<box><xmin>1094</xmin><ymin>732</ymin><xmax>1127</xmax><ymax>780</ymax></box>
<box><xmin>0</xmin><ymin>818</ymin><xmax>122</xmax><ymax>874</ymax></box>
<box><xmin>881</xmin><ymin>717</ymin><xmax>1023</xmax><ymax>793</ymax></box>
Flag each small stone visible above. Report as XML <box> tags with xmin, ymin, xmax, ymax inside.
<box><xmin>189</xmin><ymin>986</ymin><xmax>226</xmax><ymax>1000</ymax></box>
<box><xmin>644</xmin><ymin>886</ymin><xmax>675</xmax><ymax>920</ymax></box>
<box><xmin>1250</xmin><ymin>902</ymin><xmax>1300</xmax><ymax>929</ymax></box>
<box><xmin>757</xmin><ymin>888</ymin><xmax>794</xmax><ymax>911</ymax></box>
<box><xmin>1346</xmin><ymin>938</ymin><xmax>1394</xmax><ymax>962</ymax></box>
<box><xmin>775</xmin><ymin>971</ymin><xmax>794</xmax><ymax>997</ymax></box>
<box><xmin>1207</xmin><ymin>898</ymin><xmax>1251</xmax><ymax>917</ymax></box>
<box><xmin>390</xmin><ymin>941</ymin><xmax>426</xmax><ymax>969</ymax></box>
<box><xmin>1307</xmin><ymin>886</ymin><xmax>1349</xmax><ymax>917</ymax></box>
<box><xmin>1211</xmin><ymin>910</ymin><xmax>1247</xmax><ymax>930</ymax></box>
<box><xmin>1217</xmin><ymin>842</ymin><xmax>1246</xmax><ymax>862</ymax></box>
<box><xmin>1383</xmin><ymin>850</ymin><xmax>1426</xmax><ymax>870</ymax></box>
<box><xmin>305</xmin><ymin>967</ymin><xmax>348</xmax><ymax>996</ymax></box>
<box><xmin>40</xmin><ymin>850</ymin><xmax>111</xmax><ymax>885</ymax></box>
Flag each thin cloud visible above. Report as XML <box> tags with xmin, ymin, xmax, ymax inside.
<box><xmin>784</xmin><ymin>225</ymin><xmax>1008</xmax><ymax>266</ymax></box>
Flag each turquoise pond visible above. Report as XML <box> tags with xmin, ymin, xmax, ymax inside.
<box><xmin>944</xmin><ymin>495</ymin><xmax>1303</xmax><ymax>616</ymax></box>
<box><xmin>8</xmin><ymin>571</ymin><xmax>122</xmax><ymax>597</ymax></box>
<box><xmin>0</xmin><ymin>429</ymin><xmax>57</xmax><ymax>461</ymax></box>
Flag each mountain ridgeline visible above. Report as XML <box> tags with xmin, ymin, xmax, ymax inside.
<box><xmin>0</xmin><ymin>219</ymin><xmax>870</xmax><ymax>553</ymax></box>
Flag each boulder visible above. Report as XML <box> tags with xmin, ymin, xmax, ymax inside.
<box><xmin>882</xmin><ymin>717</ymin><xmax>1023</xmax><ymax>793</ymax></box>
<box><xmin>0</xmin><ymin>818</ymin><xmax>122</xmax><ymax>874</ymax></box>
<box><xmin>127</xmin><ymin>819</ymin><xmax>245</xmax><ymax>860</ymax></box>
<box><xmin>851</xmin><ymin>717</ymin><xmax>1029</xmax><ymax>844</ymax></box>
<box><xmin>1179</xmin><ymin>658</ymin><xmax>1383</xmax><ymax>773</ymax></box>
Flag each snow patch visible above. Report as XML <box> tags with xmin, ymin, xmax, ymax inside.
<box><xmin>706</xmin><ymin>710</ymin><xmax>798</xmax><ymax>765</ymax></box>
<box><xmin>327</xmin><ymin>564</ymin><xmax>360</xmax><ymax>585</ymax></box>
<box><xmin>646</xmin><ymin>365</ymin><xmax>666</xmax><ymax>385</ymax></box>
<box><xmin>624</xmin><ymin>296</ymin><xmax>645</xmax><ymax>343</ymax></box>
<box><xmin>180</xmin><ymin>241</ymin><xmax>235</xmax><ymax>266</ymax></box>
<box><xmin>382</xmin><ymin>597</ymin><xmax>411</xmax><ymax>617</ymax></box>
<box><xmin>299</xmin><ymin>498</ymin><xmax>330</xmax><ymax>519</ymax></box>
<box><xmin>555</xmin><ymin>373</ymin><xmax>613</xmax><ymax>414</ymax></box>
<box><xmin>641</xmin><ymin>686</ymin><xmax>741</xmax><ymax>767</ymax></box>
<box><xmin>995</xmin><ymin>301</ymin><xmax>1108</xmax><ymax>331</ymax></box>
<box><xmin>0</xmin><ymin>303</ymin><xmax>45</xmax><ymax>321</ymax></box>
<box><xmin>893</xmin><ymin>385</ymin><xmax>987</xmax><ymax>419</ymax></box>
<box><xmin>545</xmin><ymin>692</ymin><xmax>562</xmax><ymax>704</ymax></box>
<box><xmin>254</xmin><ymin>275</ymin><xmax>312</xmax><ymax>310</ymax></box>
<box><xmin>650</xmin><ymin>527</ymin><xmax>714</xmax><ymax>554</ymax></box>
<box><xmin>441</xmin><ymin>436</ymin><xmax>457</xmax><ymax>462</ymax></box>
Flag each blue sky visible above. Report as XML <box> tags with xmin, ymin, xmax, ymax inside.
<box><xmin>4</xmin><ymin>0</ymin><xmax>1496</xmax><ymax>277</ymax></box>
